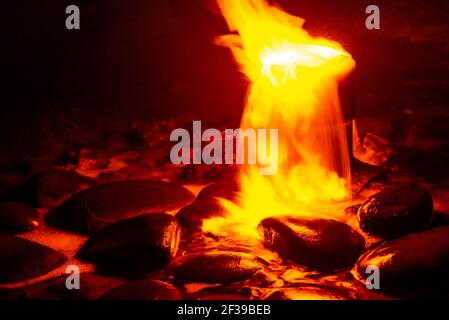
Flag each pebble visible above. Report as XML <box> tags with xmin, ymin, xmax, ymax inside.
<box><xmin>358</xmin><ymin>184</ymin><xmax>433</xmax><ymax>238</ymax></box>
<box><xmin>258</xmin><ymin>216</ymin><xmax>365</xmax><ymax>272</ymax></box>
<box><xmin>169</xmin><ymin>251</ymin><xmax>267</xmax><ymax>284</ymax></box>
<box><xmin>0</xmin><ymin>235</ymin><xmax>67</xmax><ymax>284</ymax></box>
<box><xmin>78</xmin><ymin>213</ymin><xmax>180</xmax><ymax>275</ymax></box>
<box><xmin>46</xmin><ymin>180</ymin><xmax>194</xmax><ymax>233</ymax></box>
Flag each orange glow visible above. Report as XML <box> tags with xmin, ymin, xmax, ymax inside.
<box><xmin>203</xmin><ymin>0</ymin><xmax>355</xmax><ymax>239</ymax></box>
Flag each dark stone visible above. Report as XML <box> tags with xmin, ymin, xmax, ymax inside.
<box><xmin>18</xmin><ymin>274</ymin><xmax>123</xmax><ymax>300</ymax></box>
<box><xmin>169</xmin><ymin>251</ymin><xmax>267</xmax><ymax>284</ymax></box>
<box><xmin>176</xmin><ymin>198</ymin><xmax>227</xmax><ymax>230</ymax></box>
<box><xmin>258</xmin><ymin>216</ymin><xmax>365</xmax><ymax>272</ymax></box>
<box><xmin>357</xmin><ymin>184</ymin><xmax>433</xmax><ymax>238</ymax></box>
<box><xmin>356</xmin><ymin>226</ymin><xmax>449</xmax><ymax>297</ymax></box>
<box><xmin>0</xmin><ymin>202</ymin><xmax>39</xmax><ymax>234</ymax></box>
<box><xmin>0</xmin><ymin>235</ymin><xmax>67</xmax><ymax>284</ymax></box>
<box><xmin>47</xmin><ymin>180</ymin><xmax>194</xmax><ymax>233</ymax></box>
<box><xmin>99</xmin><ymin>279</ymin><xmax>182</xmax><ymax>300</ymax></box>
<box><xmin>9</xmin><ymin>170</ymin><xmax>95</xmax><ymax>208</ymax></box>
<box><xmin>196</xmin><ymin>182</ymin><xmax>240</xmax><ymax>202</ymax></box>
<box><xmin>78</xmin><ymin>214</ymin><xmax>180</xmax><ymax>275</ymax></box>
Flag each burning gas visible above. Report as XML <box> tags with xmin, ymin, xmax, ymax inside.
<box><xmin>203</xmin><ymin>0</ymin><xmax>356</xmax><ymax>239</ymax></box>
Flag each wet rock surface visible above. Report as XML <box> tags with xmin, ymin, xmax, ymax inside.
<box><xmin>356</xmin><ymin>226</ymin><xmax>449</xmax><ymax>297</ymax></box>
<box><xmin>169</xmin><ymin>251</ymin><xmax>267</xmax><ymax>284</ymax></box>
<box><xmin>78</xmin><ymin>213</ymin><xmax>180</xmax><ymax>275</ymax></box>
<box><xmin>8</xmin><ymin>170</ymin><xmax>95</xmax><ymax>208</ymax></box>
<box><xmin>47</xmin><ymin>180</ymin><xmax>194</xmax><ymax>233</ymax></box>
<box><xmin>261</xmin><ymin>286</ymin><xmax>350</xmax><ymax>300</ymax></box>
<box><xmin>258</xmin><ymin>216</ymin><xmax>365</xmax><ymax>272</ymax></box>
<box><xmin>99</xmin><ymin>279</ymin><xmax>182</xmax><ymax>300</ymax></box>
<box><xmin>0</xmin><ymin>235</ymin><xmax>67</xmax><ymax>284</ymax></box>
<box><xmin>357</xmin><ymin>184</ymin><xmax>433</xmax><ymax>238</ymax></box>
<box><xmin>0</xmin><ymin>109</ymin><xmax>449</xmax><ymax>299</ymax></box>
<box><xmin>0</xmin><ymin>202</ymin><xmax>39</xmax><ymax>234</ymax></box>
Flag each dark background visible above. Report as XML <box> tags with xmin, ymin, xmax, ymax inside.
<box><xmin>1</xmin><ymin>0</ymin><xmax>448</xmax><ymax>158</ymax></box>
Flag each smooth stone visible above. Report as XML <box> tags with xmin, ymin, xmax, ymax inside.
<box><xmin>98</xmin><ymin>279</ymin><xmax>181</xmax><ymax>300</ymax></box>
<box><xmin>169</xmin><ymin>251</ymin><xmax>267</xmax><ymax>284</ymax></box>
<box><xmin>0</xmin><ymin>235</ymin><xmax>67</xmax><ymax>284</ymax></box>
<box><xmin>18</xmin><ymin>274</ymin><xmax>123</xmax><ymax>300</ymax></box>
<box><xmin>196</xmin><ymin>182</ymin><xmax>240</xmax><ymax>202</ymax></box>
<box><xmin>358</xmin><ymin>184</ymin><xmax>433</xmax><ymax>238</ymax></box>
<box><xmin>47</xmin><ymin>180</ymin><xmax>194</xmax><ymax>233</ymax></box>
<box><xmin>0</xmin><ymin>202</ymin><xmax>39</xmax><ymax>234</ymax></box>
<box><xmin>78</xmin><ymin>214</ymin><xmax>180</xmax><ymax>275</ymax></box>
<box><xmin>176</xmin><ymin>198</ymin><xmax>227</xmax><ymax>230</ymax></box>
<box><xmin>258</xmin><ymin>216</ymin><xmax>365</xmax><ymax>272</ymax></box>
<box><xmin>9</xmin><ymin>170</ymin><xmax>95</xmax><ymax>208</ymax></box>
<box><xmin>356</xmin><ymin>225</ymin><xmax>449</xmax><ymax>295</ymax></box>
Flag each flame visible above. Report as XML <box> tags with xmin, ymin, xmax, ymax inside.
<box><xmin>203</xmin><ymin>0</ymin><xmax>355</xmax><ymax>239</ymax></box>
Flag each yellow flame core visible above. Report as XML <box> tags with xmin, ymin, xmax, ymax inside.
<box><xmin>203</xmin><ymin>0</ymin><xmax>356</xmax><ymax>239</ymax></box>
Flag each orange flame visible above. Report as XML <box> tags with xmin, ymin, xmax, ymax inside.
<box><xmin>203</xmin><ymin>0</ymin><xmax>355</xmax><ymax>239</ymax></box>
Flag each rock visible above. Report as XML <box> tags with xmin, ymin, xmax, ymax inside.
<box><xmin>0</xmin><ymin>202</ymin><xmax>39</xmax><ymax>234</ymax></box>
<box><xmin>353</xmin><ymin>132</ymin><xmax>394</xmax><ymax>166</ymax></box>
<box><xmin>176</xmin><ymin>198</ymin><xmax>227</xmax><ymax>230</ymax></box>
<box><xmin>78</xmin><ymin>214</ymin><xmax>180</xmax><ymax>275</ymax></box>
<box><xmin>99</xmin><ymin>280</ymin><xmax>181</xmax><ymax>300</ymax></box>
<box><xmin>258</xmin><ymin>216</ymin><xmax>365</xmax><ymax>272</ymax></box>
<box><xmin>169</xmin><ymin>251</ymin><xmax>267</xmax><ymax>284</ymax></box>
<box><xmin>47</xmin><ymin>180</ymin><xmax>194</xmax><ymax>233</ymax></box>
<box><xmin>356</xmin><ymin>226</ymin><xmax>449</xmax><ymax>296</ymax></box>
<box><xmin>9</xmin><ymin>170</ymin><xmax>95</xmax><ymax>208</ymax></box>
<box><xmin>196</xmin><ymin>182</ymin><xmax>240</xmax><ymax>202</ymax></box>
<box><xmin>261</xmin><ymin>286</ymin><xmax>350</xmax><ymax>300</ymax></box>
<box><xmin>18</xmin><ymin>274</ymin><xmax>123</xmax><ymax>300</ymax></box>
<box><xmin>0</xmin><ymin>235</ymin><xmax>67</xmax><ymax>284</ymax></box>
<box><xmin>358</xmin><ymin>184</ymin><xmax>433</xmax><ymax>238</ymax></box>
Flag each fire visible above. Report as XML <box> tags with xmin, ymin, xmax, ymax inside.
<box><xmin>203</xmin><ymin>0</ymin><xmax>356</xmax><ymax>239</ymax></box>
